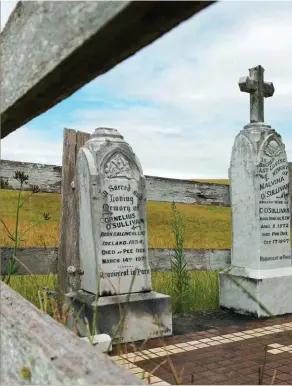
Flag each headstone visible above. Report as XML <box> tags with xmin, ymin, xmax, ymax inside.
<box><xmin>66</xmin><ymin>128</ymin><xmax>172</xmax><ymax>344</ymax></box>
<box><xmin>219</xmin><ymin>65</ymin><xmax>292</xmax><ymax>317</ymax></box>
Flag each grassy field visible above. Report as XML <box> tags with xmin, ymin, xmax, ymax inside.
<box><xmin>1</xmin><ymin>182</ymin><xmax>226</xmax><ymax>314</ymax></box>
<box><xmin>0</xmin><ymin>186</ymin><xmax>231</xmax><ymax>249</ymax></box>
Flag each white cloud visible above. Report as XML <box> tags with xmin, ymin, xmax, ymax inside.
<box><xmin>1</xmin><ymin>1</ymin><xmax>18</xmax><ymax>32</ymax></box>
<box><xmin>2</xmin><ymin>1</ymin><xmax>292</xmax><ymax>179</ymax></box>
<box><xmin>1</xmin><ymin>126</ymin><xmax>62</xmax><ymax>166</ymax></box>
<box><xmin>85</xmin><ymin>2</ymin><xmax>292</xmax><ymax>118</ymax></box>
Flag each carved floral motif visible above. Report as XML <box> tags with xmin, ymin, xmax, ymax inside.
<box><xmin>104</xmin><ymin>153</ymin><xmax>133</xmax><ymax>179</ymax></box>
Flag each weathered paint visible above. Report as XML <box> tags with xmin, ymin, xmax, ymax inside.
<box><xmin>0</xmin><ymin>246</ymin><xmax>232</xmax><ymax>275</ymax></box>
<box><xmin>1</xmin><ymin>158</ymin><xmax>230</xmax><ymax>206</ymax></box>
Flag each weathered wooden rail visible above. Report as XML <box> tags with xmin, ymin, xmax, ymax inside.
<box><xmin>1</xmin><ymin>1</ymin><xmax>215</xmax><ymax>138</ymax></box>
<box><xmin>0</xmin><ymin>246</ymin><xmax>232</xmax><ymax>275</ymax></box>
<box><xmin>1</xmin><ymin>159</ymin><xmax>230</xmax><ymax>206</ymax></box>
<box><xmin>2</xmin><ymin>159</ymin><xmax>292</xmax><ymax>207</ymax></box>
<box><xmin>0</xmin><ymin>281</ymin><xmax>144</xmax><ymax>385</ymax></box>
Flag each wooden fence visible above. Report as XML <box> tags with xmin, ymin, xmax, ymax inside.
<box><xmin>2</xmin><ymin>158</ymin><xmax>292</xmax><ymax>207</ymax></box>
<box><xmin>0</xmin><ymin>1</ymin><xmax>217</xmax><ymax>384</ymax></box>
<box><xmin>1</xmin><ymin>159</ymin><xmax>230</xmax><ymax>206</ymax></box>
<box><xmin>1</xmin><ymin>156</ymin><xmax>232</xmax><ymax>274</ymax></box>
<box><xmin>0</xmin><ymin>246</ymin><xmax>232</xmax><ymax>275</ymax></box>
<box><xmin>2</xmin><ymin>155</ymin><xmax>292</xmax><ymax>277</ymax></box>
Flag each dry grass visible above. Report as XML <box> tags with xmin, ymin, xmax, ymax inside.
<box><xmin>147</xmin><ymin>201</ymin><xmax>231</xmax><ymax>249</ymax></box>
<box><xmin>0</xmin><ymin>189</ymin><xmax>60</xmax><ymax>247</ymax></box>
<box><xmin>0</xmin><ymin>188</ymin><xmax>231</xmax><ymax>249</ymax></box>
<box><xmin>192</xmin><ymin>179</ymin><xmax>229</xmax><ymax>185</ymax></box>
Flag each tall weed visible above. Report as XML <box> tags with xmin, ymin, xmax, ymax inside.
<box><xmin>170</xmin><ymin>202</ymin><xmax>190</xmax><ymax>314</ymax></box>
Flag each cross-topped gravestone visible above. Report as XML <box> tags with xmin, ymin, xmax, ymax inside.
<box><xmin>219</xmin><ymin>65</ymin><xmax>292</xmax><ymax>318</ymax></box>
<box><xmin>239</xmin><ymin>65</ymin><xmax>274</xmax><ymax>123</ymax></box>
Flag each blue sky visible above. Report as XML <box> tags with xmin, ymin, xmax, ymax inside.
<box><xmin>1</xmin><ymin>1</ymin><xmax>292</xmax><ymax>179</ymax></box>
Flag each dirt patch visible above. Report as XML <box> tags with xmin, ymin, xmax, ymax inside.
<box><xmin>172</xmin><ymin>308</ymin><xmax>263</xmax><ymax>335</ymax></box>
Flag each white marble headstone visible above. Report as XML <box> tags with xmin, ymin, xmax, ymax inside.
<box><xmin>220</xmin><ymin>65</ymin><xmax>292</xmax><ymax>317</ymax></box>
<box><xmin>230</xmin><ymin>65</ymin><xmax>291</xmax><ymax>274</ymax></box>
<box><xmin>76</xmin><ymin>128</ymin><xmax>152</xmax><ymax>296</ymax></box>
<box><xmin>230</xmin><ymin>125</ymin><xmax>291</xmax><ymax>273</ymax></box>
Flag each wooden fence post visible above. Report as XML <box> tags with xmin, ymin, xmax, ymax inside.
<box><xmin>58</xmin><ymin>128</ymin><xmax>90</xmax><ymax>297</ymax></box>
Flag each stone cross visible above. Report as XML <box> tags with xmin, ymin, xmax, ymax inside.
<box><xmin>219</xmin><ymin>66</ymin><xmax>292</xmax><ymax>318</ymax></box>
<box><xmin>239</xmin><ymin>65</ymin><xmax>275</xmax><ymax>123</ymax></box>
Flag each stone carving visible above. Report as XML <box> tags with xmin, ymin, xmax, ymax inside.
<box><xmin>104</xmin><ymin>153</ymin><xmax>133</xmax><ymax>179</ymax></box>
<box><xmin>263</xmin><ymin>138</ymin><xmax>282</xmax><ymax>158</ymax></box>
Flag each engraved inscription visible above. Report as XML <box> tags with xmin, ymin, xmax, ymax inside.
<box><xmin>258</xmin><ymin>138</ymin><xmax>291</xmax><ymax>265</ymax></box>
<box><xmin>98</xmin><ymin>179</ymin><xmax>150</xmax><ymax>294</ymax></box>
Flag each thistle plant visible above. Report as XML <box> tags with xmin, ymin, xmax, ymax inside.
<box><xmin>170</xmin><ymin>201</ymin><xmax>190</xmax><ymax>315</ymax></box>
<box><xmin>1</xmin><ymin>171</ymin><xmax>51</xmax><ymax>285</ymax></box>
<box><xmin>0</xmin><ymin>178</ymin><xmax>10</xmax><ymax>189</ymax></box>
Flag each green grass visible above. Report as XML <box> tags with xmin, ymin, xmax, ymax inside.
<box><xmin>153</xmin><ymin>270</ymin><xmax>219</xmax><ymax>311</ymax></box>
<box><xmin>8</xmin><ymin>274</ymin><xmax>57</xmax><ymax>308</ymax></box>
<box><xmin>8</xmin><ymin>271</ymin><xmax>219</xmax><ymax>313</ymax></box>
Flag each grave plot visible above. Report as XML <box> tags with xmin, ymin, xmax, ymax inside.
<box><xmin>109</xmin><ymin>314</ymin><xmax>292</xmax><ymax>385</ymax></box>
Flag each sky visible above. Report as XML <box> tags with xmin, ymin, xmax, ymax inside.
<box><xmin>1</xmin><ymin>1</ymin><xmax>292</xmax><ymax>179</ymax></box>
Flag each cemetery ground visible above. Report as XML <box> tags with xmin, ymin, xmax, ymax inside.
<box><xmin>1</xmin><ymin>185</ymin><xmax>292</xmax><ymax>385</ymax></box>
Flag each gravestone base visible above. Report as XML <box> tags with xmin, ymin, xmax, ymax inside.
<box><xmin>66</xmin><ymin>290</ymin><xmax>172</xmax><ymax>344</ymax></box>
<box><xmin>219</xmin><ymin>267</ymin><xmax>292</xmax><ymax>318</ymax></box>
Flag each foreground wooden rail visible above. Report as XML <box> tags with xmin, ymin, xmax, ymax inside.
<box><xmin>1</xmin><ymin>1</ymin><xmax>215</xmax><ymax>138</ymax></box>
<box><xmin>0</xmin><ymin>246</ymin><xmax>231</xmax><ymax>275</ymax></box>
<box><xmin>1</xmin><ymin>159</ymin><xmax>230</xmax><ymax>206</ymax></box>
<box><xmin>0</xmin><ymin>282</ymin><xmax>144</xmax><ymax>384</ymax></box>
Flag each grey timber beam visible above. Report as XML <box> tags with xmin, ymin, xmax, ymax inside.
<box><xmin>1</xmin><ymin>1</ymin><xmax>215</xmax><ymax>138</ymax></box>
